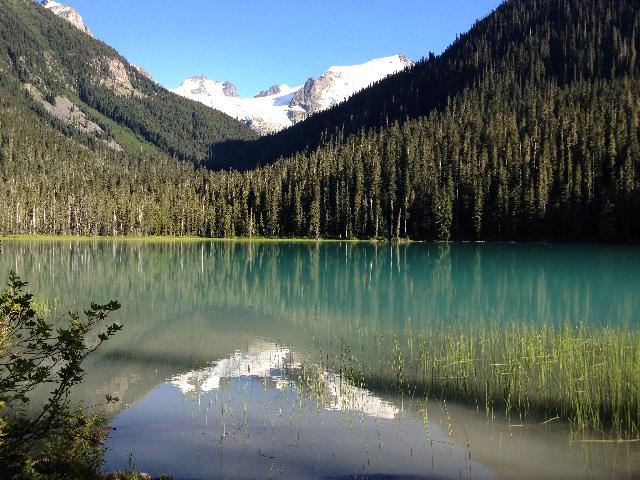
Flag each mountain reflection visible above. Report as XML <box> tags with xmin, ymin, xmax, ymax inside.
<box><xmin>170</xmin><ymin>340</ymin><xmax>293</xmax><ymax>397</ymax></box>
<box><xmin>1</xmin><ymin>240</ymin><xmax>638</xmax><ymax>412</ymax></box>
<box><xmin>2</xmin><ymin>241</ymin><xmax>638</xmax><ymax>479</ymax></box>
<box><xmin>170</xmin><ymin>339</ymin><xmax>398</xmax><ymax>419</ymax></box>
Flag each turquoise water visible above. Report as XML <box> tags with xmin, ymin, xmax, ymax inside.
<box><xmin>1</xmin><ymin>240</ymin><xmax>639</xmax><ymax>479</ymax></box>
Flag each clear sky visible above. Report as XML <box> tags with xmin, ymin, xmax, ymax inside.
<box><xmin>59</xmin><ymin>0</ymin><xmax>503</xmax><ymax>97</ymax></box>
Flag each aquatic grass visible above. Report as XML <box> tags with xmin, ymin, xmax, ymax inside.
<box><xmin>309</xmin><ymin>322</ymin><xmax>640</xmax><ymax>438</ymax></box>
<box><xmin>30</xmin><ymin>296</ymin><xmax>51</xmax><ymax>317</ymax></box>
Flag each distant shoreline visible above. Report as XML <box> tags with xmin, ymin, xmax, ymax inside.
<box><xmin>1</xmin><ymin>235</ymin><xmax>638</xmax><ymax>245</ymax></box>
<box><xmin>0</xmin><ymin>234</ymin><xmax>408</xmax><ymax>244</ymax></box>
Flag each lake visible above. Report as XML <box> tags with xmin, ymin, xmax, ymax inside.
<box><xmin>1</xmin><ymin>240</ymin><xmax>639</xmax><ymax>479</ymax></box>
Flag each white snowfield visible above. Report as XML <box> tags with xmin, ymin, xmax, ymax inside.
<box><xmin>171</xmin><ymin>77</ymin><xmax>301</xmax><ymax>133</ymax></box>
<box><xmin>170</xmin><ymin>55</ymin><xmax>413</xmax><ymax>135</ymax></box>
<box><xmin>319</xmin><ymin>55</ymin><xmax>412</xmax><ymax>107</ymax></box>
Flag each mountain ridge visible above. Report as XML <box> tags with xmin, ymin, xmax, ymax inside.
<box><xmin>36</xmin><ymin>0</ymin><xmax>413</xmax><ymax>137</ymax></box>
<box><xmin>0</xmin><ymin>0</ymin><xmax>257</xmax><ymax>162</ymax></box>
<box><xmin>171</xmin><ymin>55</ymin><xmax>414</xmax><ymax>135</ymax></box>
<box><xmin>208</xmin><ymin>0</ymin><xmax>640</xmax><ymax>171</ymax></box>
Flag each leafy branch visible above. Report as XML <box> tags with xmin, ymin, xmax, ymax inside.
<box><xmin>0</xmin><ymin>271</ymin><xmax>121</xmax><ymax>476</ymax></box>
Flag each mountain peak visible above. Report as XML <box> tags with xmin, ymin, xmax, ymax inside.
<box><xmin>178</xmin><ymin>77</ymin><xmax>239</xmax><ymax>98</ymax></box>
<box><xmin>290</xmin><ymin>54</ymin><xmax>414</xmax><ymax>120</ymax></box>
<box><xmin>222</xmin><ymin>81</ymin><xmax>239</xmax><ymax>98</ymax></box>
<box><xmin>41</xmin><ymin>0</ymin><xmax>93</xmax><ymax>37</ymax></box>
<box><xmin>326</xmin><ymin>54</ymin><xmax>413</xmax><ymax>75</ymax></box>
<box><xmin>255</xmin><ymin>84</ymin><xmax>283</xmax><ymax>98</ymax></box>
<box><xmin>186</xmin><ymin>75</ymin><xmax>208</xmax><ymax>82</ymax></box>
<box><xmin>171</xmin><ymin>56</ymin><xmax>413</xmax><ymax>135</ymax></box>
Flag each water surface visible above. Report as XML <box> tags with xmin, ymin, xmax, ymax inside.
<box><xmin>1</xmin><ymin>240</ymin><xmax>639</xmax><ymax>479</ymax></box>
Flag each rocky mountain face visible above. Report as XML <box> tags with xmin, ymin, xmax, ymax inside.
<box><xmin>255</xmin><ymin>85</ymin><xmax>282</xmax><ymax>98</ymax></box>
<box><xmin>40</xmin><ymin>0</ymin><xmax>140</xmax><ymax>98</ymax></box>
<box><xmin>25</xmin><ymin>83</ymin><xmax>123</xmax><ymax>151</ymax></box>
<box><xmin>42</xmin><ymin>0</ymin><xmax>161</xmax><ymax>88</ymax></box>
<box><xmin>289</xmin><ymin>55</ymin><xmax>414</xmax><ymax>122</ymax></box>
<box><xmin>222</xmin><ymin>81</ymin><xmax>239</xmax><ymax>98</ymax></box>
<box><xmin>132</xmin><ymin>64</ymin><xmax>154</xmax><ymax>82</ymax></box>
<box><xmin>41</xmin><ymin>0</ymin><xmax>92</xmax><ymax>37</ymax></box>
<box><xmin>171</xmin><ymin>55</ymin><xmax>414</xmax><ymax>135</ymax></box>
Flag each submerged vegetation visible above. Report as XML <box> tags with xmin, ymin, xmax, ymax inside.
<box><xmin>305</xmin><ymin>322</ymin><xmax>640</xmax><ymax>438</ymax></box>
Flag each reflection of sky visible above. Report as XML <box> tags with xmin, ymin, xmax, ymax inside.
<box><xmin>106</xmin><ymin>347</ymin><xmax>495</xmax><ymax>480</ymax></box>
<box><xmin>170</xmin><ymin>340</ymin><xmax>398</xmax><ymax>419</ymax></box>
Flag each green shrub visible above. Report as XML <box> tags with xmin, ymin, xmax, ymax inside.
<box><xmin>0</xmin><ymin>272</ymin><xmax>121</xmax><ymax>479</ymax></box>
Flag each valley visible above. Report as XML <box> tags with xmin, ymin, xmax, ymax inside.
<box><xmin>0</xmin><ymin>0</ymin><xmax>639</xmax><ymax>479</ymax></box>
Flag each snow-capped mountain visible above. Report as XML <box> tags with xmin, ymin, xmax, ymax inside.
<box><xmin>171</xmin><ymin>55</ymin><xmax>414</xmax><ymax>135</ymax></box>
<box><xmin>41</xmin><ymin>0</ymin><xmax>93</xmax><ymax>37</ymax></box>
<box><xmin>171</xmin><ymin>77</ymin><xmax>304</xmax><ymax>135</ymax></box>
<box><xmin>38</xmin><ymin>1</ymin><xmax>412</xmax><ymax>136</ymax></box>
<box><xmin>289</xmin><ymin>55</ymin><xmax>414</xmax><ymax>122</ymax></box>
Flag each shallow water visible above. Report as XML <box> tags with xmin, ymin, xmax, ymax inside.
<box><xmin>1</xmin><ymin>240</ymin><xmax>639</xmax><ymax>478</ymax></box>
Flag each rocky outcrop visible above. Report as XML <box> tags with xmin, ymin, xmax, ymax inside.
<box><xmin>245</xmin><ymin>117</ymin><xmax>285</xmax><ymax>136</ymax></box>
<box><xmin>132</xmin><ymin>64</ymin><xmax>155</xmax><ymax>82</ymax></box>
<box><xmin>25</xmin><ymin>84</ymin><xmax>123</xmax><ymax>151</ymax></box>
<box><xmin>41</xmin><ymin>1</ymin><xmax>143</xmax><ymax>98</ymax></box>
<box><xmin>255</xmin><ymin>85</ymin><xmax>282</xmax><ymax>98</ymax></box>
<box><xmin>288</xmin><ymin>71</ymin><xmax>339</xmax><ymax>122</ymax></box>
<box><xmin>286</xmin><ymin>107</ymin><xmax>311</xmax><ymax>125</ymax></box>
<box><xmin>91</xmin><ymin>56</ymin><xmax>141</xmax><ymax>97</ymax></box>
<box><xmin>41</xmin><ymin>0</ymin><xmax>93</xmax><ymax>37</ymax></box>
<box><xmin>222</xmin><ymin>81</ymin><xmax>239</xmax><ymax>98</ymax></box>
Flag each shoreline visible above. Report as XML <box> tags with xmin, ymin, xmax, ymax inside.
<box><xmin>0</xmin><ymin>234</ymin><xmax>412</xmax><ymax>244</ymax></box>
<box><xmin>1</xmin><ymin>235</ymin><xmax>639</xmax><ymax>245</ymax></box>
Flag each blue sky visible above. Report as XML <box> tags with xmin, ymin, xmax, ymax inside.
<box><xmin>61</xmin><ymin>0</ymin><xmax>502</xmax><ymax>97</ymax></box>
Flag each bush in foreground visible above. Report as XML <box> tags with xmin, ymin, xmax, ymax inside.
<box><xmin>0</xmin><ymin>272</ymin><xmax>121</xmax><ymax>479</ymax></box>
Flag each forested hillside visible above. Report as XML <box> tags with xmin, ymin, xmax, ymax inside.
<box><xmin>0</xmin><ymin>0</ymin><xmax>638</xmax><ymax>240</ymax></box>
<box><xmin>210</xmin><ymin>0</ymin><xmax>640</xmax><ymax>170</ymax></box>
<box><xmin>0</xmin><ymin>0</ymin><xmax>256</xmax><ymax>162</ymax></box>
<box><xmin>2</xmin><ymin>76</ymin><xmax>638</xmax><ymax>240</ymax></box>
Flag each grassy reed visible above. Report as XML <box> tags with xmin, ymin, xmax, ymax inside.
<box><xmin>308</xmin><ymin>323</ymin><xmax>640</xmax><ymax>437</ymax></box>
<box><xmin>30</xmin><ymin>296</ymin><xmax>51</xmax><ymax>317</ymax></box>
